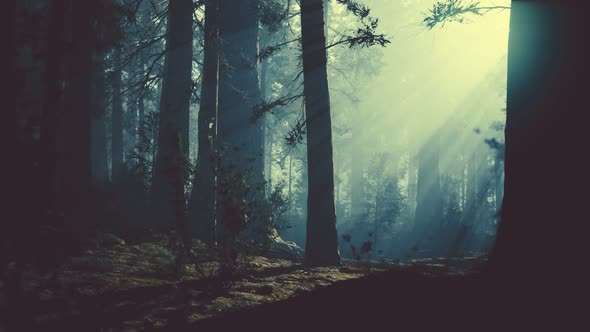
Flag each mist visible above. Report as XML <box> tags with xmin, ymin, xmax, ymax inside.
<box><xmin>271</xmin><ymin>0</ymin><xmax>511</xmax><ymax>260</ymax></box>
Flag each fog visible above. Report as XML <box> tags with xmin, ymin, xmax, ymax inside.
<box><xmin>274</xmin><ymin>0</ymin><xmax>511</xmax><ymax>260</ymax></box>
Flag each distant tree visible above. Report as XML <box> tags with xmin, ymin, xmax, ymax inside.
<box><xmin>413</xmin><ymin>139</ymin><xmax>443</xmax><ymax>256</ymax></box>
<box><xmin>91</xmin><ymin>53</ymin><xmax>110</xmax><ymax>183</ymax></box>
<box><xmin>111</xmin><ymin>45</ymin><xmax>125</xmax><ymax>180</ymax></box>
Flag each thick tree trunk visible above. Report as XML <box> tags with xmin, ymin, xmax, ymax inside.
<box><xmin>188</xmin><ymin>0</ymin><xmax>218</xmax><ymax>245</ymax></box>
<box><xmin>490</xmin><ymin>1</ymin><xmax>586</xmax><ymax>287</ymax></box>
<box><xmin>300</xmin><ymin>0</ymin><xmax>341</xmax><ymax>266</ymax></box>
<box><xmin>151</xmin><ymin>0</ymin><xmax>193</xmax><ymax>247</ymax></box>
<box><xmin>216</xmin><ymin>0</ymin><xmax>263</xmax><ymax>250</ymax></box>
<box><xmin>62</xmin><ymin>0</ymin><xmax>94</xmax><ymax>222</ymax></box>
<box><xmin>39</xmin><ymin>0</ymin><xmax>66</xmax><ymax>217</ymax></box>
<box><xmin>111</xmin><ymin>46</ymin><xmax>124</xmax><ymax>179</ymax></box>
<box><xmin>91</xmin><ymin>53</ymin><xmax>110</xmax><ymax>183</ymax></box>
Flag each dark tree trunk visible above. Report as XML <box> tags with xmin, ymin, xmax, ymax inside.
<box><xmin>39</xmin><ymin>0</ymin><xmax>66</xmax><ymax>217</ymax></box>
<box><xmin>494</xmin><ymin>157</ymin><xmax>503</xmax><ymax>213</ymax></box>
<box><xmin>151</xmin><ymin>0</ymin><xmax>193</xmax><ymax>248</ymax></box>
<box><xmin>188</xmin><ymin>0</ymin><xmax>219</xmax><ymax>245</ymax></box>
<box><xmin>490</xmin><ymin>1</ymin><xmax>586</xmax><ymax>289</ymax></box>
<box><xmin>111</xmin><ymin>46</ymin><xmax>124</xmax><ymax>179</ymax></box>
<box><xmin>62</xmin><ymin>0</ymin><xmax>94</xmax><ymax>222</ymax></box>
<box><xmin>260</xmin><ymin>44</ymin><xmax>272</xmax><ymax>191</ymax></box>
<box><xmin>300</xmin><ymin>0</ymin><xmax>341</xmax><ymax>266</ymax></box>
<box><xmin>127</xmin><ymin>61</ymin><xmax>139</xmax><ymax>155</ymax></box>
<box><xmin>216</xmin><ymin>0</ymin><xmax>263</xmax><ymax>250</ymax></box>
<box><xmin>91</xmin><ymin>53</ymin><xmax>109</xmax><ymax>183</ymax></box>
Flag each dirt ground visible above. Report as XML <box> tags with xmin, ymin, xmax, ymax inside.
<box><xmin>1</xmin><ymin>239</ymin><xmax>487</xmax><ymax>331</ymax></box>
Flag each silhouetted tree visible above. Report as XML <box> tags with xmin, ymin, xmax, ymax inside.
<box><xmin>111</xmin><ymin>46</ymin><xmax>125</xmax><ymax>179</ymax></box>
<box><xmin>300</xmin><ymin>0</ymin><xmax>341</xmax><ymax>266</ymax></box>
<box><xmin>150</xmin><ymin>0</ymin><xmax>193</xmax><ymax>249</ymax></box>
<box><xmin>62</xmin><ymin>0</ymin><xmax>96</xmax><ymax>221</ymax></box>
<box><xmin>91</xmin><ymin>53</ymin><xmax>110</xmax><ymax>182</ymax></box>
<box><xmin>216</xmin><ymin>0</ymin><xmax>263</xmax><ymax>252</ymax></box>
<box><xmin>188</xmin><ymin>0</ymin><xmax>218</xmax><ymax>245</ymax></box>
<box><xmin>490</xmin><ymin>1</ymin><xmax>586</xmax><ymax>290</ymax></box>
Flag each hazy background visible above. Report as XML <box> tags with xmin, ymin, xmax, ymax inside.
<box><xmin>275</xmin><ymin>0</ymin><xmax>511</xmax><ymax>259</ymax></box>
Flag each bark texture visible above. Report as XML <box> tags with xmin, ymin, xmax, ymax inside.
<box><xmin>300</xmin><ymin>0</ymin><xmax>341</xmax><ymax>266</ymax></box>
<box><xmin>188</xmin><ymin>0</ymin><xmax>219</xmax><ymax>245</ymax></box>
<box><xmin>151</xmin><ymin>0</ymin><xmax>193</xmax><ymax>243</ymax></box>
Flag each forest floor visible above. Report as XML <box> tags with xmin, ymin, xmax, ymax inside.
<box><xmin>1</xmin><ymin>236</ymin><xmax>489</xmax><ymax>331</ymax></box>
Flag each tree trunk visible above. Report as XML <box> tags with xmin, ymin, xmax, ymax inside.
<box><xmin>39</xmin><ymin>0</ymin><xmax>66</xmax><ymax>217</ymax></box>
<box><xmin>407</xmin><ymin>154</ymin><xmax>418</xmax><ymax>220</ymax></box>
<box><xmin>413</xmin><ymin>141</ymin><xmax>443</xmax><ymax>255</ymax></box>
<box><xmin>111</xmin><ymin>46</ymin><xmax>124</xmax><ymax>179</ymax></box>
<box><xmin>260</xmin><ymin>45</ymin><xmax>272</xmax><ymax>191</ymax></box>
<box><xmin>300</xmin><ymin>0</ymin><xmax>341</xmax><ymax>266</ymax></box>
<box><xmin>493</xmin><ymin>156</ymin><xmax>503</xmax><ymax>213</ymax></box>
<box><xmin>490</xmin><ymin>1</ymin><xmax>586</xmax><ymax>288</ymax></box>
<box><xmin>188</xmin><ymin>0</ymin><xmax>218</xmax><ymax>245</ymax></box>
<box><xmin>91</xmin><ymin>53</ymin><xmax>109</xmax><ymax>183</ymax></box>
<box><xmin>216</xmin><ymin>0</ymin><xmax>263</xmax><ymax>250</ymax></box>
<box><xmin>151</xmin><ymin>0</ymin><xmax>193</xmax><ymax>247</ymax></box>
<box><xmin>62</xmin><ymin>0</ymin><xmax>94</xmax><ymax>222</ymax></box>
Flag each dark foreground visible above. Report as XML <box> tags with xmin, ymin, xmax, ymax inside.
<box><xmin>0</xmin><ymin>238</ymin><xmax>580</xmax><ymax>331</ymax></box>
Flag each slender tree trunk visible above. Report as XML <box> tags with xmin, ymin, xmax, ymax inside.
<box><xmin>494</xmin><ymin>157</ymin><xmax>503</xmax><ymax>213</ymax></box>
<box><xmin>266</xmin><ymin>123</ymin><xmax>273</xmax><ymax>190</ymax></box>
<box><xmin>188</xmin><ymin>0</ymin><xmax>218</xmax><ymax>245</ymax></box>
<box><xmin>151</xmin><ymin>0</ymin><xmax>193</xmax><ymax>249</ymax></box>
<box><xmin>350</xmin><ymin>132</ymin><xmax>364</xmax><ymax>224</ymax></box>
<box><xmin>91</xmin><ymin>53</ymin><xmax>109</xmax><ymax>183</ymax></box>
<box><xmin>260</xmin><ymin>46</ymin><xmax>272</xmax><ymax>191</ymax></box>
<box><xmin>288</xmin><ymin>153</ymin><xmax>293</xmax><ymax>197</ymax></box>
<box><xmin>300</xmin><ymin>0</ymin><xmax>340</xmax><ymax>266</ymax></box>
<box><xmin>407</xmin><ymin>154</ymin><xmax>418</xmax><ymax>220</ymax></box>
<box><xmin>465</xmin><ymin>152</ymin><xmax>477</xmax><ymax>219</ymax></box>
<box><xmin>111</xmin><ymin>46</ymin><xmax>124</xmax><ymax>179</ymax></box>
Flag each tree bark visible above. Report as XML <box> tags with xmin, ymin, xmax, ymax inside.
<box><xmin>91</xmin><ymin>53</ymin><xmax>110</xmax><ymax>183</ymax></box>
<box><xmin>39</xmin><ymin>0</ymin><xmax>66</xmax><ymax>217</ymax></box>
<box><xmin>216</xmin><ymin>0</ymin><xmax>263</xmax><ymax>250</ymax></box>
<box><xmin>62</xmin><ymin>0</ymin><xmax>94</xmax><ymax>222</ymax></box>
<box><xmin>300</xmin><ymin>0</ymin><xmax>341</xmax><ymax>266</ymax></box>
<box><xmin>111</xmin><ymin>46</ymin><xmax>124</xmax><ymax>179</ymax></box>
<box><xmin>151</xmin><ymin>0</ymin><xmax>193</xmax><ymax>247</ymax></box>
<box><xmin>490</xmin><ymin>1</ymin><xmax>586</xmax><ymax>289</ymax></box>
<box><xmin>188</xmin><ymin>0</ymin><xmax>219</xmax><ymax>245</ymax></box>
